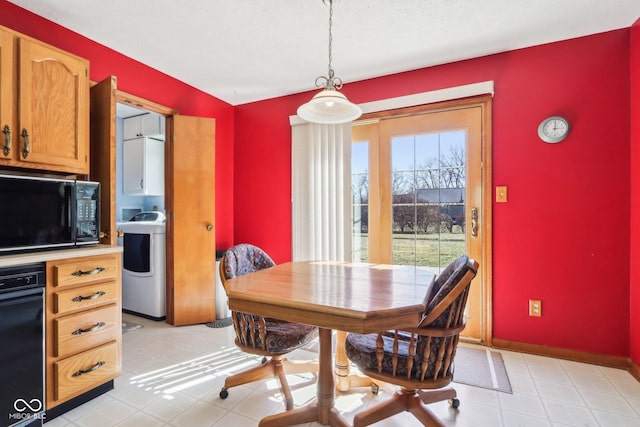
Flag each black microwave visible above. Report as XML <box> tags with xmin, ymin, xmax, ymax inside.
<box><xmin>0</xmin><ymin>174</ymin><xmax>100</xmax><ymax>253</ymax></box>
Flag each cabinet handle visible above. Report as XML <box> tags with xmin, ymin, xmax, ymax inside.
<box><xmin>140</xmin><ymin>179</ymin><xmax>143</xmax><ymax>189</ymax></box>
<box><xmin>21</xmin><ymin>128</ymin><xmax>29</xmax><ymax>159</ymax></box>
<box><xmin>71</xmin><ymin>267</ymin><xmax>106</xmax><ymax>277</ymax></box>
<box><xmin>72</xmin><ymin>321</ymin><xmax>106</xmax><ymax>335</ymax></box>
<box><xmin>72</xmin><ymin>361</ymin><xmax>106</xmax><ymax>377</ymax></box>
<box><xmin>72</xmin><ymin>291</ymin><xmax>106</xmax><ymax>302</ymax></box>
<box><xmin>2</xmin><ymin>124</ymin><xmax>10</xmax><ymax>156</ymax></box>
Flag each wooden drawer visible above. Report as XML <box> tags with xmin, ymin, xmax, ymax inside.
<box><xmin>53</xmin><ymin>305</ymin><xmax>119</xmax><ymax>358</ymax></box>
<box><xmin>52</xmin><ymin>256</ymin><xmax>119</xmax><ymax>288</ymax></box>
<box><xmin>53</xmin><ymin>341</ymin><xmax>119</xmax><ymax>403</ymax></box>
<box><xmin>53</xmin><ymin>281</ymin><xmax>118</xmax><ymax>315</ymax></box>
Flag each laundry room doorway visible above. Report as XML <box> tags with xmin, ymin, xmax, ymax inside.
<box><xmin>91</xmin><ymin>79</ymin><xmax>217</xmax><ymax>326</ymax></box>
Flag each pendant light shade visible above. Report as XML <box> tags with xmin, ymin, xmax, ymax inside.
<box><xmin>297</xmin><ymin>0</ymin><xmax>361</xmax><ymax>124</ymax></box>
<box><xmin>297</xmin><ymin>88</ymin><xmax>362</xmax><ymax>124</ymax></box>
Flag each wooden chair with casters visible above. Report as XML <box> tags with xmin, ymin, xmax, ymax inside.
<box><xmin>345</xmin><ymin>255</ymin><xmax>479</xmax><ymax>427</ymax></box>
<box><xmin>218</xmin><ymin>244</ymin><xmax>318</xmax><ymax>410</ymax></box>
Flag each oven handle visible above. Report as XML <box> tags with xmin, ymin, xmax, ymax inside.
<box><xmin>0</xmin><ymin>286</ymin><xmax>44</xmax><ymax>302</ymax></box>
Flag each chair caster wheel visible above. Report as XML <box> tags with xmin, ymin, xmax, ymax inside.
<box><xmin>449</xmin><ymin>398</ymin><xmax>460</xmax><ymax>409</ymax></box>
<box><xmin>371</xmin><ymin>383</ymin><xmax>379</xmax><ymax>395</ymax></box>
<box><xmin>220</xmin><ymin>388</ymin><xmax>229</xmax><ymax>399</ymax></box>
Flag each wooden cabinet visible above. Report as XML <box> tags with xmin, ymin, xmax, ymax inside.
<box><xmin>0</xmin><ymin>28</ymin><xmax>13</xmax><ymax>155</ymax></box>
<box><xmin>45</xmin><ymin>253</ymin><xmax>122</xmax><ymax>410</ymax></box>
<box><xmin>123</xmin><ymin>113</ymin><xmax>165</xmax><ymax>140</ymax></box>
<box><xmin>0</xmin><ymin>25</ymin><xmax>89</xmax><ymax>174</ymax></box>
<box><xmin>123</xmin><ymin>137</ymin><xmax>164</xmax><ymax>195</ymax></box>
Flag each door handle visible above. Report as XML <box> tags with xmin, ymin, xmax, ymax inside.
<box><xmin>471</xmin><ymin>207</ymin><xmax>478</xmax><ymax>238</ymax></box>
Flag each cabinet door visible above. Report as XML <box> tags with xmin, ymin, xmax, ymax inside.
<box><xmin>18</xmin><ymin>37</ymin><xmax>89</xmax><ymax>174</ymax></box>
<box><xmin>0</xmin><ymin>28</ymin><xmax>14</xmax><ymax>164</ymax></box>
<box><xmin>122</xmin><ymin>115</ymin><xmax>141</xmax><ymax>140</ymax></box>
<box><xmin>123</xmin><ymin>138</ymin><xmax>145</xmax><ymax>195</ymax></box>
<box><xmin>90</xmin><ymin>76</ymin><xmax>117</xmax><ymax>246</ymax></box>
<box><xmin>123</xmin><ymin>137</ymin><xmax>164</xmax><ymax>196</ymax></box>
<box><xmin>140</xmin><ymin>113</ymin><xmax>164</xmax><ymax>137</ymax></box>
<box><xmin>123</xmin><ymin>114</ymin><xmax>165</xmax><ymax>140</ymax></box>
<box><xmin>143</xmin><ymin>138</ymin><xmax>164</xmax><ymax>195</ymax></box>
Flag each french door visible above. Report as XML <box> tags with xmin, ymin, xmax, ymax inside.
<box><xmin>352</xmin><ymin>96</ymin><xmax>492</xmax><ymax>343</ymax></box>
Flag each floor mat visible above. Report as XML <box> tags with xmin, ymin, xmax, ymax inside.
<box><xmin>122</xmin><ymin>321</ymin><xmax>143</xmax><ymax>334</ymax></box>
<box><xmin>453</xmin><ymin>345</ymin><xmax>512</xmax><ymax>393</ymax></box>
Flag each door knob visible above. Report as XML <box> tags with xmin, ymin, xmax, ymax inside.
<box><xmin>206</xmin><ymin>224</ymin><xmax>213</xmax><ymax>231</ymax></box>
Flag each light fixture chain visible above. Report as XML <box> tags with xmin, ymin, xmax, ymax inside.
<box><xmin>315</xmin><ymin>0</ymin><xmax>343</xmax><ymax>90</ymax></box>
<box><xmin>328</xmin><ymin>0</ymin><xmax>333</xmax><ymax>76</ymax></box>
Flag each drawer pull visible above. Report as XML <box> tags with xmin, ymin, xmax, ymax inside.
<box><xmin>71</xmin><ymin>267</ymin><xmax>106</xmax><ymax>277</ymax></box>
<box><xmin>72</xmin><ymin>291</ymin><xmax>106</xmax><ymax>302</ymax></box>
<box><xmin>72</xmin><ymin>361</ymin><xmax>106</xmax><ymax>377</ymax></box>
<box><xmin>72</xmin><ymin>322</ymin><xmax>106</xmax><ymax>335</ymax></box>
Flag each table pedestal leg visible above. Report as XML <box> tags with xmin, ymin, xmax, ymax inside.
<box><xmin>334</xmin><ymin>330</ymin><xmax>376</xmax><ymax>392</ymax></box>
<box><xmin>259</xmin><ymin>328</ymin><xmax>349</xmax><ymax>427</ymax></box>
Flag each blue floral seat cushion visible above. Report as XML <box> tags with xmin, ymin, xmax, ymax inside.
<box><xmin>345</xmin><ymin>332</ymin><xmax>449</xmax><ymax>379</ymax></box>
<box><xmin>233</xmin><ymin>313</ymin><xmax>318</xmax><ymax>354</ymax></box>
<box><xmin>223</xmin><ymin>244</ymin><xmax>318</xmax><ymax>354</ymax></box>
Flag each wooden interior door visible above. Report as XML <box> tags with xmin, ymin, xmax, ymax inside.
<box><xmin>89</xmin><ymin>76</ymin><xmax>117</xmax><ymax>245</ymax></box>
<box><xmin>166</xmin><ymin>115</ymin><xmax>216</xmax><ymax>325</ymax></box>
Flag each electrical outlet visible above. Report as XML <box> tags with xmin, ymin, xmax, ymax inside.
<box><xmin>529</xmin><ymin>299</ymin><xmax>542</xmax><ymax>317</ymax></box>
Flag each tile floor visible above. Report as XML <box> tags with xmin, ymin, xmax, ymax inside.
<box><xmin>44</xmin><ymin>313</ymin><xmax>640</xmax><ymax>427</ymax></box>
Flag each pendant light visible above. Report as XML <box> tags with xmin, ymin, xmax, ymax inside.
<box><xmin>297</xmin><ymin>0</ymin><xmax>362</xmax><ymax>124</ymax></box>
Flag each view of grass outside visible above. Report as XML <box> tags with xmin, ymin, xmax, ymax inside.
<box><xmin>353</xmin><ymin>231</ymin><xmax>465</xmax><ymax>268</ymax></box>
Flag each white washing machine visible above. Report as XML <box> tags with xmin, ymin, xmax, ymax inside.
<box><xmin>117</xmin><ymin>211</ymin><xmax>166</xmax><ymax>320</ymax></box>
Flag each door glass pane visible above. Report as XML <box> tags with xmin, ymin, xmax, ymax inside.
<box><xmin>352</xmin><ymin>142</ymin><xmax>369</xmax><ymax>262</ymax></box>
<box><xmin>391</xmin><ymin>131</ymin><xmax>466</xmax><ymax>271</ymax></box>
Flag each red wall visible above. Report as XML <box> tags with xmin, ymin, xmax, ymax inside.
<box><xmin>1</xmin><ymin>0</ymin><xmax>634</xmax><ymax>358</ymax></box>
<box><xmin>630</xmin><ymin>19</ymin><xmax>640</xmax><ymax>365</ymax></box>
<box><xmin>0</xmin><ymin>0</ymin><xmax>235</xmax><ymax>250</ymax></box>
<box><xmin>236</xmin><ymin>30</ymin><xmax>632</xmax><ymax>357</ymax></box>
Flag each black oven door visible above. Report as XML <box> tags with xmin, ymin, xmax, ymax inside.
<box><xmin>0</xmin><ymin>287</ymin><xmax>44</xmax><ymax>427</ymax></box>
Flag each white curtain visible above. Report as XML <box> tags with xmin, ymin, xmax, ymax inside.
<box><xmin>291</xmin><ymin>122</ymin><xmax>352</xmax><ymax>262</ymax></box>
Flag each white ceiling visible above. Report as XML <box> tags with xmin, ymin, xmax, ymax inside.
<box><xmin>9</xmin><ymin>0</ymin><xmax>640</xmax><ymax>106</ymax></box>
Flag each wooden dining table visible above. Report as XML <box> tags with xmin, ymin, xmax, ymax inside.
<box><xmin>225</xmin><ymin>260</ymin><xmax>436</xmax><ymax>427</ymax></box>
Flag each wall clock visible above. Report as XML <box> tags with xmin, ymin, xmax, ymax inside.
<box><xmin>538</xmin><ymin>116</ymin><xmax>570</xmax><ymax>143</ymax></box>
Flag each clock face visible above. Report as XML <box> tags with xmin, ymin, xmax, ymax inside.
<box><xmin>538</xmin><ymin>116</ymin><xmax>570</xmax><ymax>143</ymax></box>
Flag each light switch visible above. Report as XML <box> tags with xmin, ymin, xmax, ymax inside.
<box><xmin>496</xmin><ymin>186</ymin><xmax>508</xmax><ymax>202</ymax></box>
